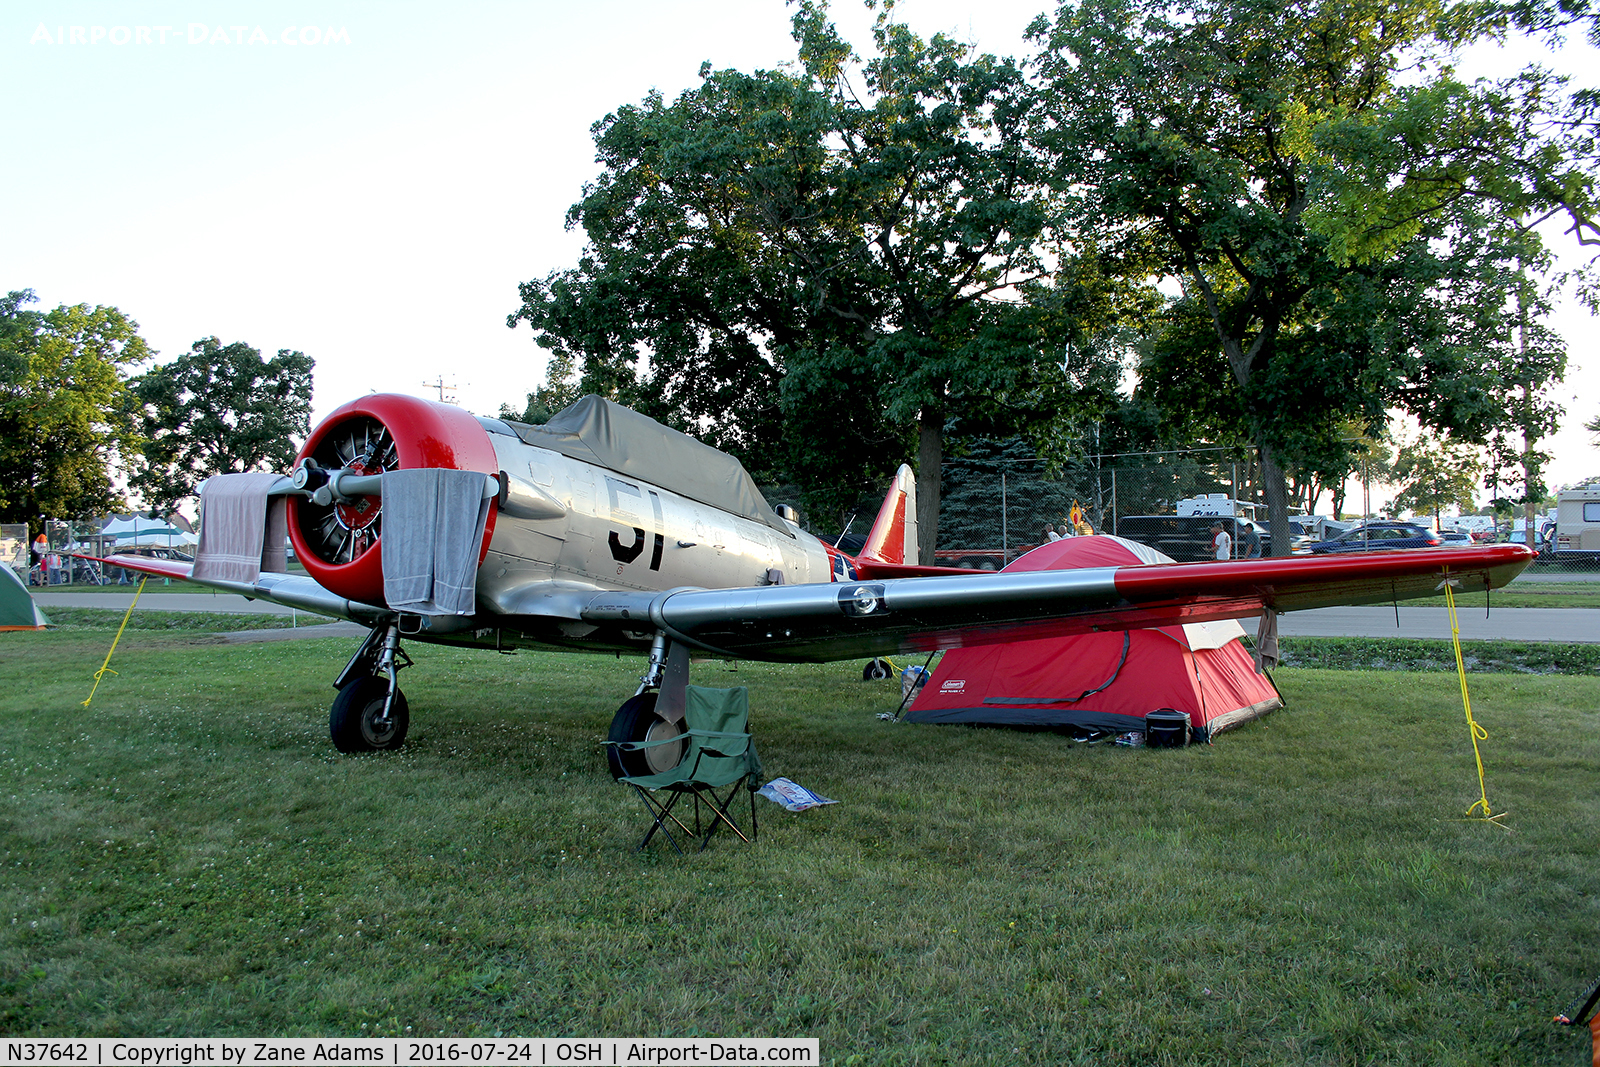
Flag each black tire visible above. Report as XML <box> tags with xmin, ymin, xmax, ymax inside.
<box><xmin>329</xmin><ymin>676</ymin><xmax>410</xmax><ymax>753</ymax></box>
<box><xmin>974</xmin><ymin>558</ymin><xmax>1000</xmax><ymax>571</ymax></box>
<box><xmin>862</xmin><ymin>658</ymin><xmax>892</xmax><ymax>681</ymax></box>
<box><xmin>607</xmin><ymin>692</ymin><xmax>685</xmax><ymax>779</ymax></box>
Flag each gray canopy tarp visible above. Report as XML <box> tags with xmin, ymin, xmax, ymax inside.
<box><xmin>502</xmin><ymin>395</ymin><xmax>793</xmax><ymax>538</ymax></box>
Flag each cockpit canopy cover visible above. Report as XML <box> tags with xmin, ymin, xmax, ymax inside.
<box><xmin>504</xmin><ymin>395</ymin><xmax>793</xmax><ymax>537</ymax></box>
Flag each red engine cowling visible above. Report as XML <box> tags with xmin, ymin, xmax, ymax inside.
<box><xmin>288</xmin><ymin>393</ymin><xmax>500</xmax><ymax>606</ymax></box>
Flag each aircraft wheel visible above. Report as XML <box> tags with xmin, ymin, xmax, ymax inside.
<box><xmin>607</xmin><ymin>692</ymin><xmax>685</xmax><ymax>779</ymax></box>
<box><xmin>862</xmin><ymin>658</ymin><xmax>893</xmax><ymax>681</ymax></box>
<box><xmin>329</xmin><ymin>676</ymin><xmax>410</xmax><ymax>753</ymax></box>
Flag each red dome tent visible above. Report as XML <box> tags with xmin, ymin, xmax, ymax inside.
<box><xmin>905</xmin><ymin>536</ymin><xmax>1282</xmax><ymax>742</ymax></box>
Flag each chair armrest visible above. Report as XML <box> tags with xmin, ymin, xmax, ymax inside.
<box><xmin>603</xmin><ymin>730</ymin><xmax>689</xmax><ymax>753</ymax></box>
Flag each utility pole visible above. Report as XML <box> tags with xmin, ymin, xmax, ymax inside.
<box><xmin>422</xmin><ymin>377</ymin><xmax>460</xmax><ymax>405</ymax></box>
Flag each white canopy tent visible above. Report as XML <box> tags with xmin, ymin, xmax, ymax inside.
<box><xmin>97</xmin><ymin>516</ymin><xmax>198</xmax><ymax>548</ymax></box>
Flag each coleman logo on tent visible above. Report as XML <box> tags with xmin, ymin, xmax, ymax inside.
<box><xmin>941</xmin><ymin>679</ymin><xmax>966</xmax><ymax>692</ymax></box>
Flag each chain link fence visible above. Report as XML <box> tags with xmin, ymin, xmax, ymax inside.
<box><xmin>18</xmin><ymin>455</ymin><xmax>1595</xmax><ymax>589</ymax></box>
<box><xmin>933</xmin><ymin>450</ymin><xmax>1597</xmax><ymax>573</ymax></box>
<box><xmin>15</xmin><ymin>517</ymin><xmax>196</xmax><ymax>587</ymax></box>
<box><xmin>937</xmin><ymin>451</ymin><xmax>1255</xmax><ymax>566</ymax></box>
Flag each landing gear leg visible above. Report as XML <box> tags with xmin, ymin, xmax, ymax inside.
<box><xmin>329</xmin><ymin>619</ymin><xmax>412</xmax><ymax>753</ymax></box>
<box><xmin>608</xmin><ymin>633</ymin><xmax>691</xmax><ymax>778</ymax></box>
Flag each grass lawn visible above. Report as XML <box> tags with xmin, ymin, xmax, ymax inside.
<box><xmin>40</xmin><ymin>608</ymin><xmax>339</xmax><ymax>634</ymax></box>
<box><xmin>2</xmin><ymin>628</ymin><xmax>1598</xmax><ymax>1064</ymax></box>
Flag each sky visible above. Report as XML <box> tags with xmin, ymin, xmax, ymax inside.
<box><xmin>4</xmin><ymin>0</ymin><xmax>1597</xmax><ymax>505</ymax></box>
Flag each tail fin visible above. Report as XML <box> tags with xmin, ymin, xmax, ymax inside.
<box><xmin>859</xmin><ymin>464</ymin><xmax>919</xmax><ymax>565</ymax></box>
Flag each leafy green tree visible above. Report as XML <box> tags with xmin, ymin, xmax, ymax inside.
<box><xmin>0</xmin><ymin>290</ymin><xmax>147</xmax><ymax>530</ymax></box>
<box><xmin>511</xmin><ymin>1</ymin><xmax>1141</xmax><ymax>557</ymax></box>
<box><xmin>1388</xmin><ymin>431</ymin><xmax>1485</xmax><ymax>528</ymax></box>
<box><xmin>1473</xmin><ymin>231</ymin><xmax>1568</xmax><ymax>544</ymax></box>
<box><xmin>508</xmin><ymin>50</ymin><xmax>892</xmax><ymax>522</ymax></box>
<box><xmin>1309</xmin><ymin>420</ymin><xmax>1395</xmax><ymax>521</ymax></box>
<box><xmin>499</xmin><ymin>353</ymin><xmax>582</xmax><ymax>426</ymax></box>
<box><xmin>1446</xmin><ymin>0</ymin><xmax>1600</xmax><ymax>49</ymax></box>
<box><xmin>128</xmin><ymin>337</ymin><xmax>314</xmax><ymax>511</ymax></box>
<box><xmin>1029</xmin><ymin>0</ymin><xmax>1588</xmax><ymax>553</ymax></box>
<box><xmin>938</xmin><ymin>438</ymin><xmax>1085</xmax><ymax>553</ymax></box>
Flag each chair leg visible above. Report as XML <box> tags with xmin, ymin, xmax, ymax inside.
<box><xmin>694</xmin><ymin>777</ymin><xmax>756</xmax><ymax>850</ymax></box>
<box><xmin>631</xmin><ymin>785</ymin><xmax>694</xmax><ymax>854</ymax></box>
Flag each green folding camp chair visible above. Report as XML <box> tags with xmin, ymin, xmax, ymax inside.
<box><xmin>608</xmin><ymin>685</ymin><xmax>762</xmax><ymax>853</ymax></box>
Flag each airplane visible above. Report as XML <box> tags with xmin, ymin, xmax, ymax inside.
<box><xmin>95</xmin><ymin>391</ymin><xmax>1535</xmax><ymax>775</ymax></box>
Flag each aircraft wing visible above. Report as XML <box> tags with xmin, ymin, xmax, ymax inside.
<box><xmin>91</xmin><ymin>543</ymin><xmax>1532</xmax><ymax>664</ymax></box>
<box><xmin>91</xmin><ymin>552</ymin><xmax>390</xmax><ymax>626</ymax></box>
<box><xmin>576</xmin><ymin>545</ymin><xmax>1534</xmax><ymax>662</ymax></box>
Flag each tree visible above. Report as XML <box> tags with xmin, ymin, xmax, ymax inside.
<box><xmin>128</xmin><ymin>337</ymin><xmax>314</xmax><ymax>512</ymax></box>
<box><xmin>1447</xmin><ymin>0</ymin><xmax>1600</xmax><ymax>50</ymax></box>
<box><xmin>511</xmin><ymin>1</ymin><xmax>1140</xmax><ymax>557</ymax></box>
<box><xmin>509</xmin><ymin>48</ymin><xmax>900</xmax><ymax>523</ymax></box>
<box><xmin>938</xmin><ymin>438</ymin><xmax>1089</xmax><ymax>551</ymax></box>
<box><xmin>1475</xmin><ymin>232</ymin><xmax>1568</xmax><ymax>545</ymax></box>
<box><xmin>1029</xmin><ymin>0</ymin><xmax>1588</xmax><ymax>553</ymax></box>
<box><xmin>1388</xmin><ymin>431</ymin><xmax>1484</xmax><ymax>527</ymax></box>
<box><xmin>1311</xmin><ymin>420</ymin><xmax>1395</xmax><ymax>521</ymax></box>
<box><xmin>0</xmin><ymin>290</ymin><xmax>147</xmax><ymax>530</ymax></box>
<box><xmin>499</xmin><ymin>353</ymin><xmax>582</xmax><ymax>426</ymax></box>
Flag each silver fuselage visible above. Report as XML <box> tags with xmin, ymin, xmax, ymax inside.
<box><xmin>471</xmin><ymin>430</ymin><xmax>834</xmax><ymax>648</ymax></box>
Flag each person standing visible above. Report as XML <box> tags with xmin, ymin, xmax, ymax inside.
<box><xmin>1239</xmin><ymin>522</ymin><xmax>1262</xmax><ymax>559</ymax></box>
<box><xmin>1211</xmin><ymin>522</ymin><xmax>1232</xmax><ymax>561</ymax></box>
<box><xmin>30</xmin><ymin>533</ymin><xmax>47</xmax><ymax>585</ymax></box>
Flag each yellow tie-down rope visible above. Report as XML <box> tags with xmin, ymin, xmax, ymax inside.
<box><xmin>1441</xmin><ymin>573</ymin><xmax>1505</xmax><ymax>825</ymax></box>
<box><xmin>82</xmin><ymin>576</ymin><xmax>147</xmax><ymax>708</ymax></box>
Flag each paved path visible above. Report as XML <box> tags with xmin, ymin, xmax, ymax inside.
<box><xmin>1278</xmin><ymin>606</ymin><xmax>1600</xmax><ymax>643</ymax></box>
<box><xmin>35</xmin><ymin>591</ymin><xmax>300</xmax><ymax>614</ymax></box>
<box><xmin>33</xmin><ymin>590</ymin><xmax>364</xmax><ymax>643</ymax></box>
<box><xmin>37</xmin><ymin>590</ymin><xmax>1600</xmax><ymax>644</ymax></box>
<box><xmin>218</xmin><ymin>621</ymin><xmax>369</xmax><ymax>644</ymax></box>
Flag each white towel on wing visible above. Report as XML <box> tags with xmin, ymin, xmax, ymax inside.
<box><xmin>193</xmin><ymin>472</ymin><xmax>287</xmax><ymax>583</ymax></box>
<box><xmin>380</xmin><ymin>469</ymin><xmax>491</xmax><ymax>615</ymax></box>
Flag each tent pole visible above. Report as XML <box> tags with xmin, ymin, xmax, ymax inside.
<box><xmin>893</xmin><ymin>650</ymin><xmax>939</xmax><ymax>721</ymax></box>
<box><xmin>1001</xmin><ymin>471</ymin><xmax>1008</xmax><ymax>563</ymax></box>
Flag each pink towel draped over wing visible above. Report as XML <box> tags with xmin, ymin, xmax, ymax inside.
<box><xmin>192</xmin><ymin>472</ymin><xmax>288</xmax><ymax>583</ymax></box>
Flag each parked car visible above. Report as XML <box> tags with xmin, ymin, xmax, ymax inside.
<box><xmin>114</xmin><ymin>545</ymin><xmax>195</xmax><ymax>562</ymax></box>
<box><xmin>1439</xmin><ymin>529</ymin><xmax>1475</xmax><ymax>549</ymax></box>
<box><xmin>1306</xmin><ymin>521</ymin><xmax>1442</xmax><ymax>553</ymax></box>
<box><xmin>104</xmin><ymin>544</ymin><xmax>195</xmax><ymax>583</ymax></box>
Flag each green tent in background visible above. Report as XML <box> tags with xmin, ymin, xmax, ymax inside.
<box><xmin>0</xmin><ymin>565</ymin><xmax>49</xmax><ymax>630</ymax></box>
